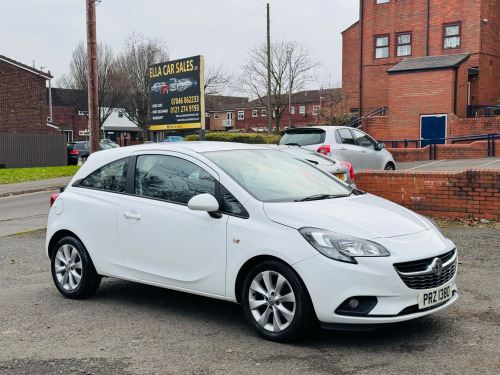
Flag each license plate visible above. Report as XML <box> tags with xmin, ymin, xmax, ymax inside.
<box><xmin>334</xmin><ymin>173</ymin><xmax>345</xmax><ymax>181</ymax></box>
<box><xmin>418</xmin><ymin>281</ymin><xmax>453</xmax><ymax>309</ymax></box>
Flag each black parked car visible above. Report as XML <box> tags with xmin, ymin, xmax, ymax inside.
<box><xmin>67</xmin><ymin>141</ymin><xmax>116</xmax><ymax>165</ymax></box>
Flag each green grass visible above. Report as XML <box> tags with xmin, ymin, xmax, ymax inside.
<box><xmin>0</xmin><ymin>166</ymin><xmax>80</xmax><ymax>184</ymax></box>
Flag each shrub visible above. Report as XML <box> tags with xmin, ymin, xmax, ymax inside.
<box><xmin>184</xmin><ymin>132</ymin><xmax>280</xmax><ymax>144</ymax></box>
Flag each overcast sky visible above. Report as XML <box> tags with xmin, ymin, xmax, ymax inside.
<box><xmin>1</xmin><ymin>0</ymin><xmax>359</xmax><ymax>90</ymax></box>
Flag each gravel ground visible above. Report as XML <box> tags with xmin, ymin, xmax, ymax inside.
<box><xmin>0</xmin><ymin>226</ymin><xmax>499</xmax><ymax>375</ymax></box>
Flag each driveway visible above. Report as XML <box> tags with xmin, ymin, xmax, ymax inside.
<box><xmin>397</xmin><ymin>157</ymin><xmax>500</xmax><ymax>171</ymax></box>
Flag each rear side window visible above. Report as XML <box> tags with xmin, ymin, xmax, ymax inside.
<box><xmin>79</xmin><ymin>157</ymin><xmax>129</xmax><ymax>193</ymax></box>
<box><xmin>280</xmin><ymin>129</ymin><xmax>326</xmax><ymax>146</ymax></box>
<box><xmin>335</xmin><ymin>129</ymin><xmax>356</xmax><ymax>145</ymax></box>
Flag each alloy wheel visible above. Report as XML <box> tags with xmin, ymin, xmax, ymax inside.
<box><xmin>248</xmin><ymin>270</ymin><xmax>296</xmax><ymax>332</ymax></box>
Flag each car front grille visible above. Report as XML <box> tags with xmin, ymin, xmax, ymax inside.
<box><xmin>393</xmin><ymin>249</ymin><xmax>457</xmax><ymax>290</ymax></box>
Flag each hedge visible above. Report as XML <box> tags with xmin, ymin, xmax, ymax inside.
<box><xmin>184</xmin><ymin>132</ymin><xmax>281</xmax><ymax>144</ymax></box>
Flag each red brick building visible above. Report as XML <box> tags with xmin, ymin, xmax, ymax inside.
<box><xmin>207</xmin><ymin>89</ymin><xmax>344</xmax><ymax>132</ymax></box>
<box><xmin>0</xmin><ymin>56</ymin><xmax>66</xmax><ymax>167</ymax></box>
<box><xmin>342</xmin><ymin>0</ymin><xmax>500</xmax><ymax>142</ymax></box>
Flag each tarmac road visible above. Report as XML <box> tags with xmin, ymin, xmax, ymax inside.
<box><xmin>0</xmin><ymin>228</ymin><xmax>499</xmax><ymax>375</ymax></box>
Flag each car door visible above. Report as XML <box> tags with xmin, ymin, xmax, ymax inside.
<box><xmin>351</xmin><ymin>129</ymin><xmax>381</xmax><ymax>170</ymax></box>
<box><xmin>116</xmin><ymin>152</ymin><xmax>228</xmax><ymax>297</ymax></box>
<box><xmin>334</xmin><ymin>128</ymin><xmax>363</xmax><ymax>171</ymax></box>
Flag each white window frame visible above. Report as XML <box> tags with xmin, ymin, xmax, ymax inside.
<box><xmin>376</xmin><ymin>0</ymin><xmax>390</xmax><ymax>3</ymax></box>
<box><xmin>238</xmin><ymin>111</ymin><xmax>244</xmax><ymax>120</ymax></box>
<box><xmin>261</xmin><ymin>109</ymin><xmax>267</xmax><ymax>116</ymax></box>
<box><xmin>214</xmin><ymin>112</ymin><xmax>219</xmax><ymax>119</ymax></box>
<box><xmin>252</xmin><ymin>110</ymin><xmax>258</xmax><ymax>117</ymax></box>
<box><xmin>290</xmin><ymin>106</ymin><xmax>295</xmax><ymax>115</ymax></box>
<box><xmin>312</xmin><ymin>105</ymin><xmax>320</xmax><ymax>116</ymax></box>
<box><xmin>299</xmin><ymin>106</ymin><xmax>306</xmax><ymax>115</ymax></box>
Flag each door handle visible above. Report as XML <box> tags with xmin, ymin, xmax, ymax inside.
<box><xmin>123</xmin><ymin>212</ymin><xmax>141</xmax><ymax>220</ymax></box>
<box><xmin>341</xmin><ymin>147</ymin><xmax>347</xmax><ymax>151</ymax></box>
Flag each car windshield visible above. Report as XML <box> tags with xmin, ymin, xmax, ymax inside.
<box><xmin>280</xmin><ymin>129</ymin><xmax>326</xmax><ymax>146</ymax></box>
<box><xmin>204</xmin><ymin>149</ymin><xmax>350</xmax><ymax>202</ymax></box>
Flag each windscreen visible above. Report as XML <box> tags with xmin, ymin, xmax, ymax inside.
<box><xmin>204</xmin><ymin>149</ymin><xmax>350</xmax><ymax>202</ymax></box>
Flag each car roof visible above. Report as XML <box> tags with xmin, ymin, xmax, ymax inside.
<box><xmin>285</xmin><ymin>126</ymin><xmax>349</xmax><ymax>132</ymax></box>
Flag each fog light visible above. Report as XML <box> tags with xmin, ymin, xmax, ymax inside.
<box><xmin>335</xmin><ymin>296</ymin><xmax>378</xmax><ymax>316</ymax></box>
<box><xmin>348</xmin><ymin>298</ymin><xmax>360</xmax><ymax>309</ymax></box>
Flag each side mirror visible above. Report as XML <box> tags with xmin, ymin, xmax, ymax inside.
<box><xmin>377</xmin><ymin>142</ymin><xmax>385</xmax><ymax>151</ymax></box>
<box><xmin>188</xmin><ymin>193</ymin><xmax>220</xmax><ymax>214</ymax></box>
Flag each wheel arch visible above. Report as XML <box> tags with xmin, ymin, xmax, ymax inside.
<box><xmin>48</xmin><ymin>230</ymin><xmax>86</xmax><ymax>260</ymax></box>
<box><xmin>234</xmin><ymin>255</ymin><xmax>311</xmax><ymax>305</ymax></box>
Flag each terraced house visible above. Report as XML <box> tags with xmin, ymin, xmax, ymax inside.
<box><xmin>342</xmin><ymin>0</ymin><xmax>500</xmax><ymax>144</ymax></box>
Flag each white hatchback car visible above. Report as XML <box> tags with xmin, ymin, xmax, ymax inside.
<box><xmin>46</xmin><ymin>142</ymin><xmax>457</xmax><ymax>342</ymax></box>
<box><xmin>280</xmin><ymin>126</ymin><xmax>396</xmax><ymax>172</ymax></box>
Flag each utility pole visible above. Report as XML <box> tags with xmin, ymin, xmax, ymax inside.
<box><xmin>87</xmin><ymin>0</ymin><xmax>99</xmax><ymax>154</ymax></box>
<box><xmin>286</xmin><ymin>49</ymin><xmax>292</xmax><ymax>129</ymax></box>
<box><xmin>266</xmin><ymin>3</ymin><xmax>272</xmax><ymax>134</ymax></box>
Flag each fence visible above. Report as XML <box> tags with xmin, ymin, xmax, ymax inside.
<box><xmin>0</xmin><ymin>134</ymin><xmax>67</xmax><ymax>168</ymax></box>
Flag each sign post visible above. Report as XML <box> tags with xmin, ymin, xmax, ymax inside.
<box><xmin>149</xmin><ymin>56</ymin><xmax>205</xmax><ymax>139</ymax></box>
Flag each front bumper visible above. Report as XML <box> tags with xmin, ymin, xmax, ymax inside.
<box><xmin>293</xmin><ymin>230</ymin><xmax>458</xmax><ymax>325</ymax></box>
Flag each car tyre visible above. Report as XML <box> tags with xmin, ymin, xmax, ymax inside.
<box><xmin>384</xmin><ymin>162</ymin><xmax>395</xmax><ymax>170</ymax></box>
<box><xmin>51</xmin><ymin>236</ymin><xmax>101</xmax><ymax>299</ymax></box>
<box><xmin>241</xmin><ymin>261</ymin><xmax>317</xmax><ymax>342</ymax></box>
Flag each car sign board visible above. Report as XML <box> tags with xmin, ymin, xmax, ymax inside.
<box><xmin>149</xmin><ymin>55</ymin><xmax>205</xmax><ymax>131</ymax></box>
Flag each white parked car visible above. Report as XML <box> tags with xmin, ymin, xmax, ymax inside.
<box><xmin>280</xmin><ymin>126</ymin><xmax>396</xmax><ymax>172</ymax></box>
<box><xmin>46</xmin><ymin>142</ymin><xmax>457</xmax><ymax>342</ymax></box>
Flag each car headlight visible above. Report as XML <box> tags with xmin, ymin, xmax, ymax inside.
<box><xmin>299</xmin><ymin>227</ymin><xmax>390</xmax><ymax>264</ymax></box>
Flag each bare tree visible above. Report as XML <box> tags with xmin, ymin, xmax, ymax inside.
<box><xmin>117</xmin><ymin>32</ymin><xmax>169</xmax><ymax>141</ymax></box>
<box><xmin>239</xmin><ymin>40</ymin><xmax>318</xmax><ymax>132</ymax></box>
<box><xmin>57</xmin><ymin>41</ymin><xmax>128</xmax><ymax>131</ymax></box>
<box><xmin>204</xmin><ymin>62</ymin><xmax>234</xmax><ymax>96</ymax></box>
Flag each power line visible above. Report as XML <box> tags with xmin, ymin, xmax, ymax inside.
<box><xmin>170</xmin><ymin>8</ymin><xmax>264</xmax><ymax>51</ymax></box>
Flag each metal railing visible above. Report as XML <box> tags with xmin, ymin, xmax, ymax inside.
<box><xmin>467</xmin><ymin>105</ymin><xmax>500</xmax><ymax>118</ymax></box>
<box><xmin>380</xmin><ymin>133</ymin><xmax>499</xmax><ymax>159</ymax></box>
<box><xmin>348</xmin><ymin>106</ymin><xmax>388</xmax><ymax>128</ymax></box>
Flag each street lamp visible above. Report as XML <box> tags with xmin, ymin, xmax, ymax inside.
<box><xmin>286</xmin><ymin>49</ymin><xmax>292</xmax><ymax>129</ymax></box>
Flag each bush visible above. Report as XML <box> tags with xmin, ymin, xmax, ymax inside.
<box><xmin>185</xmin><ymin>132</ymin><xmax>281</xmax><ymax>144</ymax></box>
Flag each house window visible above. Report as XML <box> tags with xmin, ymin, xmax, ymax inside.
<box><xmin>78</xmin><ymin>111</ymin><xmax>88</xmax><ymax>116</ymax></box>
<box><xmin>312</xmin><ymin>105</ymin><xmax>320</xmax><ymax>115</ymax></box>
<box><xmin>375</xmin><ymin>35</ymin><xmax>390</xmax><ymax>58</ymax></box>
<box><xmin>238</xmin><ymin>111</ymin><xmax>244</xmax><ymax>120</ymax></box>
<box><xmin>396</xmin><ymin>32</ymin><xmax>412</xmax><ymax>56</ymax></box>
<box><xmin>261</xmin><ymin>109</ymin><xmax>267</xmax><ymax>116</ymax></box>
<box><xmin>443</xmin><ymin>22</ymin><xmax>461</xmax><ymax>49</ymax></box>
<box><xmin>214</xmin><ymin>112</ymin><xmax>219</xmax><ymax>119</ymax></box>
<box><xmin>376</xmin><ymin>0</ymin><xmax>390</xmax><ymax>3</ymax></box>
<box><xmin>299</xmin><ymin>106</ymin><xmax>306</xmax><ymax>115</ymax></box>
<box><xmin>205</xmin><ymin>113</ymin><xmax>210</xmax><ymax>117</ymax></box>
<box><xmin>290</xmin><ymin>106</ymin><xmax>295</xmax><ymax>115</ymax></box>
<box><xmin>252</xmin><ymin>110</ymin><xmax>257</xmax><ymax>117</ymax></box>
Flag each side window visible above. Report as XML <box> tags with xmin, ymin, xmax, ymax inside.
<box><xmin>135</xmin><ymin>155</ymin><xmax>216</xmax><ymax>204</ymax></box>
<box><xmin>335</xmin><ymin>129</ymin><xmax>356</xmax><ymax>145</ymax></box>
<box><xmin>79</xmin><ymin>157</ymin><xmax>128</xmax><ymax>192</ymax></box>
<box><xmin>352</xmin><ymin>129</ymin><xmax>376</xmax><ymax>149</ymax></box>
<box><xmin>219</xmin><ymin>184</ymin><xmax>248</xmax><ymax>218</ymax></box>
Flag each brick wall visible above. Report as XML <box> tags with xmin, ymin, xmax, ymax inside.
<box><xmin>342</xmin><ymin>22</ymin><xmax>360</xmax><ymax>112</ymax></box>
<box><xmin>356</xmin><ymin>169</ymin><xmax>500</xmax><ymax>220</ymax></box>
<box><xmin>0</xmin><ymin>60</ymin><xmax>58</xmax><ymax>134</ymax></box>
<box><xmin>52</xmin><ymin>105</ymin><xmax>89</xmax><ymax>141</ymax></box>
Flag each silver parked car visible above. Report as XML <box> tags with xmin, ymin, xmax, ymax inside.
<box><xmin>280</xmin><ymin>126</ymin><xmax>396</xmax><ymax>172</ymax></box>
<box><xmin>263</xmin><ymin>145</ymin><xmax>356</xmax><ymax>188</ymax></box>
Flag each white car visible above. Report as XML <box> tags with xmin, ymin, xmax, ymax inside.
<box><xmin>46</xmin><ymin>142</ymin><xmax>457</xmax><ymax>342</ymax></box>
<box><xmin>280</xmin><ymin>126</ymin><xmax>396</xmax><ymax>172</ymax></box>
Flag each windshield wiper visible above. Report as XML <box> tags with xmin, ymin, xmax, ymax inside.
<box><xmin>305</xmin><ymin>159</ymin><xmax>319</xmax><ymax>165</ymax></box>
<box><xmin>294</xmin><ymin>193</ymin><xmax>348</xmax><ymax>202</ymax></box>
<box><xmin>284</xmin><ymin>142</ymin><xmax>301</xmax><ymax>146</ymax></box>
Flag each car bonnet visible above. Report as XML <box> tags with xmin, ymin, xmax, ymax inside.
<box><xmin>262</xmin><ymin>193</ymin><xmax>430</xmax><ymax>240</ymax></box>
